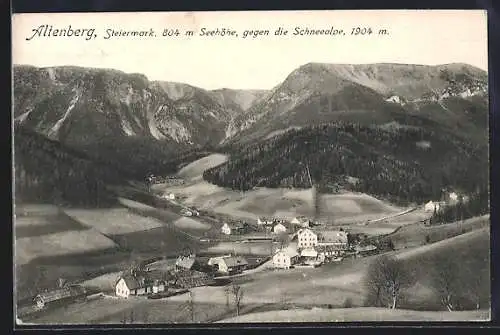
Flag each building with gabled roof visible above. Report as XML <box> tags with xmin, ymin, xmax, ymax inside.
<box><xmin>207</xmin><ymin>255</ymin><xmax>248</xmax><ymax>275</ymax></box>
<box><xmin>273</xmin><ymin>246</ymin><xmax>299</xmax><ymax>269</ymax></box>
<box><xmin>33</xmin><ymin>285</ymin><xmax>86</xmax><ymax>309</ymax></box>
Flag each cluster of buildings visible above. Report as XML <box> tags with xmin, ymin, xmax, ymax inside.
<box><xmin>272</xmin><ymin>228</ymin><xmax>350</xmax><ymax>269</ymax></box>
<box><xmin>114</xmin><ymin>253</ymin><xmax>251</xmax><ymax>299</ymax></box>
<box><xmin>424</xmin><ymin>191</ymin><xmax>469</xmax><ymax>213</ymax></box>
<box><xmin>220</xmin><ymin>216</ymin><xmax>312</xmax><ymax>236</ymax></box>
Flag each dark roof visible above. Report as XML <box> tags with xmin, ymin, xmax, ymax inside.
<box><xmin>222</xmin><ymin>256</ymin><xmax>248</xmax><ymax>267</ymax></box>
<box><xmin>35</xmin><ymin>285</ymin><xmax>85</xmax><ymax>303</ymax></box>
<box><xmin>120</xmin><ymin>275</ymin><xmax>143</xmax><ymax>290</ymax></box>
<box><xmin>318</xmin><ymin>231</ymin><xmax>348</xmax><ymax>243</ymax></box>
<box><xmin>176</xmin><ymin>255</ymin><xmax>196</xmax><ymax>269</ymax></box>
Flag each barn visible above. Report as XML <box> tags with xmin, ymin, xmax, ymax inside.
<box><xmin>33</xmin><ymin>285</ymin><xmax>86</xmax><ymax>309</ymax></box>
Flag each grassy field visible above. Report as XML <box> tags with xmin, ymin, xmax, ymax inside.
<box><xmin>218</xmin><ymin>307</ymin><xmax>490</xmax><ymax>322</ymax></box>
<box><xmin>22</xmin><ymin>295</ymin><xmax>234</xmax><ymax>324</ymax></box>
<box><xmin>177</xmin><ymin>153</ymin><xmax>228</xmax><ymax>181</ymax></box>
<box><xmin>16</xmin><ymin>229</ymin><xmax>118</xmax><ymax>265</ymax></box>
<box><xmin>18</xmin><ymin>219</ymin><xmax>490</xmax><ymax>324</ymax></box>
<box><xmin>15</xmin><ymin>209</ymin><xmax>88</xmax><ymax>239</ymax></box>
<box><xmin>153</xmin><ymin>154</ymin><xmax>410</xmax><ymax>223</ymax></box>
<box><xmin>377</xmin><ymin>215</ymin><xmax>490</xmax><ymax>249</ymax></box>
<box><xmin>64</xmin><ymin>208</ymin><xmax>166</xmax><ymax>235</ymax></box>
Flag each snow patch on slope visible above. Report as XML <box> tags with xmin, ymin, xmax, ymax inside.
<box><xmin>47</xmin><ymin>89</ymin><xmax>81</xmax><ymax>137</ymax></box>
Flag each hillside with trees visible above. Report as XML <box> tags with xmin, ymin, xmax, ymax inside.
<box><xmin>203</xmin><ymin>122</ymin><xmax>488</xmax><ymax>206</ymax></box>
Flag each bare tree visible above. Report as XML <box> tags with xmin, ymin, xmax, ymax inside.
<box><xmin>230</xmin><ymin>283</ymin><xmax>244</xmax><ymax>316</ymax></box>
<box><xmin>187</xmin><ymin>290</ymin><xmax>195</xmax><ymax>322</ymax></box>
<box><xmin>431</xmin><ymin>256</ymin><xmax>461</xmax><ymax>311</ymax></box>
<box><xmin>364</xmin><ymin>255</ymin><xmax>413</xmax><ymax>309</ymax></box>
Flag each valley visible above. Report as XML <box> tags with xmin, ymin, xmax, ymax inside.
<box><xmin>13</xmin><ymin>61</ymin><xmax>490</xmax><ymax>324</ymax></box>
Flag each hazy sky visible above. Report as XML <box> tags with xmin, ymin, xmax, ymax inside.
<box><xmin>12</xmin><ymin>10</ymin><xmax>488</xmax><ymax>90</ymax></box>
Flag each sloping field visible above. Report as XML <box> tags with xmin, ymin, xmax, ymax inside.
<box><xmin>14</xmin><ymin>211</ymin><xmax>88</xmax><ymax>238</ymax></box>
<box><xmin>64</xmin><ymin>208</ymin><xmax>165</xmax><ymax>235</ymax></box>
<box><xmin>218</xmin><ymin>307</ymin><xmax>489</xmax><ymax>322</ymax></box>
<box><xmin>15</xmin><ymin>229</ymin><xmax>118</xmax><ymax>265</ymax></box>
<box><xmin>108</xmin><ymin>226</ymin><xmax>199</xmax><ymax>256</ymax></box>
<box><xmin>156</xmin><ymin>154</ymin><xmax>408</xmax><ymax>223</ymax></box>
<box><xmin>380</xmin><ymin>215</ymin><xmax>490</xmax><ymax>249</ymax></box>
<box><xmin>177</xmin><ymin>153</ymin><xmax>228</xmax><ymax>180</ymax></box>
<box><xmin>160</xmin><ymin>179</ymin><xmax>405</xmax><ymax>223</ymax></box>
<box><xmin>174</xmin><ymin>217</ymin><xmax>211</xmax><ymax>231</ymax></box>
<box><xmin>14</xmin><ymin>204</ymin><xmax>61</xmax><ymax>217</ymax></box>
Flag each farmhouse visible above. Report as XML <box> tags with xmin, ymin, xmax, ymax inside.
<box><xmin>318</xmin><ymin>230</ymin><xmax>349</xmax><ymax>248</ymax></box>
<box><xmin>295</xmin><ymin>228</ymin><xmax>318</xmax><ymax>248</ymax></box>
<box><xmin>115</xmin><ymin>274</ymin><xmax>166</xmax><ymax>298</ymax></box>
<box><xmin>175</xmin><ymin>254</ymin><xmax>196</xmax><ymax>271</ymax></box>
<box><xmin>257</xmin><ymin>217</ymin><xmax>272</xmax><ymax>226</ymax></box>
<box><xmin>424</xmin><ymin>200</ymin><xmax>441</xmax><ymax>212</ymax></box>
<box><xmin>221</xmin><ymin>223</ymin><xmax>232</xmax><ymax>235</ymax></box>
<box><xmin>291</xmin><ymin>216</ymin><xmax>310</xmax><ymax>228</ymax></box>
<box><xmin>208</xmin><ymin>255</ymin><xmax>249</xmax><ymax>275</ymax></box>
<box><xmin>273</xmin><ymin>222</ymin><xmax>287</xmax><ymax>234</ymax></box>
<box><xmin>163</xmin><ymin>193</ymin><xmax>176</xmax><ymax>200</ymax></box>
<box><xmin>273</xmin><ymin>246</ymin><xmax>299</xmax><ymax>269</ymax></box>
<box><xmin>300</xmin><ymin>248</ymin><xmax>325</xmax><ymax>264</ymax></box>
<box><xmin>33</xmin><ymin>285</ymin><xmax>86</xmax><ymax>309</ymax></box>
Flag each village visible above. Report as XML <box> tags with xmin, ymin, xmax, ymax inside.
<box><xmin>20</xmin><ymin>172</ymin><xmax>473</xmax><ymax>322</ymax></box>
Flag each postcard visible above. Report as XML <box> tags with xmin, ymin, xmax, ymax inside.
<box><xmin>12</xmin><ymin>10</ymin><xmax>490</xmax><ymax>324</ymax></box>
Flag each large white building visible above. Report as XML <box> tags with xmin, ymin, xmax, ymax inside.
<box><xmin>273</xmin><ymin>246</ymin><xmax>299</xmax><ymax>269</ymax></box>
<box><xmin>221</xmin><ymin>223</ymin><xmax>232</xmax><ymax>235</ymax></box>
<box><xmin>296</xmin><ymin>228</ymin><xmax>318</xmax><ymax>248</ymax></box>
<box><xmin>273</xmin><ymin>223</ymin><xmax>287</xmax><ymax>234</ymax></box>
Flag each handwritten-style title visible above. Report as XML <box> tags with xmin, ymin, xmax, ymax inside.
<box><xmin>26</xmin><ymin>24</ymin><xmax>389</xmax><ymax>41</ymax></box>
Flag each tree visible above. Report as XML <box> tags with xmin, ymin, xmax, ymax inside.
<box><xmin>431</xmin><ymin>256</ymin><xmax>461</xmax><ymax>311</ymax></box>
<box><xmin>364</xmin><ymin>255</ymin><xmax>413</xmax><ymax>309</ymax></box>
<box><xmin>275</xmin><ymin>232</ymin><xmax>290</xmax><ymax>249</ymax></box>
<box><xmin>187</xmin><ymin>290</ymin><xmax>195</xmax><ymax>322</ymax></box>
<box><xmin>230</xmin><ymin>283</ymin><xmax>244</xmax><ymax>316</ymax></box>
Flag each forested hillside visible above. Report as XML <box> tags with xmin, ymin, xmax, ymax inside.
<box><xmin>13</xmin><ymin>126</ymin><xmax>122</xmax><ymax>207</ymax></box>
<box><xmin>204</xmin><ymin>122</ymin><xmax>488</xmax><ymax>206</ymax></box>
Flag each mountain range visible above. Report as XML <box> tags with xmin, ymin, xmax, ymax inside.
<box><xmin>13</xmin><ymin>62</ymin><xmax>489</xmax><ymax>206</ymax></box>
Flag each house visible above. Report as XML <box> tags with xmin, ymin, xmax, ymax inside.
<box><xmin>291</xmin><ymin>216</ymin><xmax>309</xmax><ymax>227</ymax></box>
<box><xmin>175</xmin><ymin>254</ymin><xmax>196</xmax><ymax>271</ymax></box>
<box><xmin>207</xmin><ymin>255</ymin><xmax>249</xmax><ymax>275</ymax></box>
<box><xmin>115</xmin><ymin>274</ymin><xmax>166</xmax><ymax>298</ymax></box>
<box><xmin>318</xmin><ymin>230</ymin><xmax>349</xmax><ymax>248</ymax></box>
<box><xmin>449</xmin><ymin>192</ymin><xmax>459</xmax><ymax>202</ymax></box>
<box><xmin>296</xmin><ymin>228</ymin><xmax>318</xmax><ymax>248</ymax></box>
<box><xmin>163</xmin><ymin>193</ymin><xmax>176</xmax><ymax>200</ymax></box>
<box><xmin>257</xmin><ymin>217</ymin><xmax>274</xmax><ymax>226</ymax></box>
<box><xmin>221</xmin><ymin>223</ymin><xmax>232</xmax><ymax>235</ymax></box>
<box><xmin>180</xmin><ymin>209</ymin><xmax>193</xmax><ymax>217</ymax></box>
<box><xmin>33</xmin><ymin>285</ymin><xmax>86</xmax><ymax>309</ymax></box>
<box><xmin>424</xmin><ymin>200</ymin><xmax>441</xmax><ymax>212</ymax></box>
<box><xmin>273</xmin><ymin>222</ymin><xmax>287</xmax><ymax>234</ymax></box>
<box><xmin>273</xmin><ymin>246</ymin><xmax>299</xmax><ymax>269</ymax></box>
<box><xmin>300</xmin><ymin>248</ymin><xmax>325</xmax><ymax>265</ymax></box>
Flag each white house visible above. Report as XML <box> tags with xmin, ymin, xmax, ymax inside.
<box><xmin>273</xmin><ymin>223</ymin><xmax>287</xmax><ymax>234</ymax></box>
<box><xmin>221</xmin><ymin>223</ymin><xmax>232</xmax><ymax>235</ymax></box>
<box><xmin>296</xmin><ymin>228</ymin><xmax>318</xmax><ymax>248</ymax></box>
<box><xmin>291</xmin><ymin>216</ymin><xmax>310</xmax><ymax>228</ymax></box>
<box><xmin>115</xmin><ymin>275</ymin><xmax>166</xmax><ymax>298</ymax></box>
<box><xmin>208</xmin><ymin>255</ymin><xmax>248</xmax><ymax>274</ymax></box>
<box><xmin>273</xmin><ymin>246</ymin><xmax>299</xmax><ymax>269</ymax></box>
<box><xmin>257</xmin><ymin>217</ymin><xmax>274</xmax><ymax>226</ymax></box>
<box><xmin>163</xmin><ymin>193</ymin><xmax>175</xmax><ymax>200</ymax></box>
<box><xmin>424</xmin><ymin>200</ymin><xmax>441</xmax><ymax>212</ymax></box>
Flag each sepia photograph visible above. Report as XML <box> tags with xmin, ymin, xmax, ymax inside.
<box><xmin>12</xmin><ymin>10</ymin><xmax>490</xmax><ymax>324</ymax></box>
